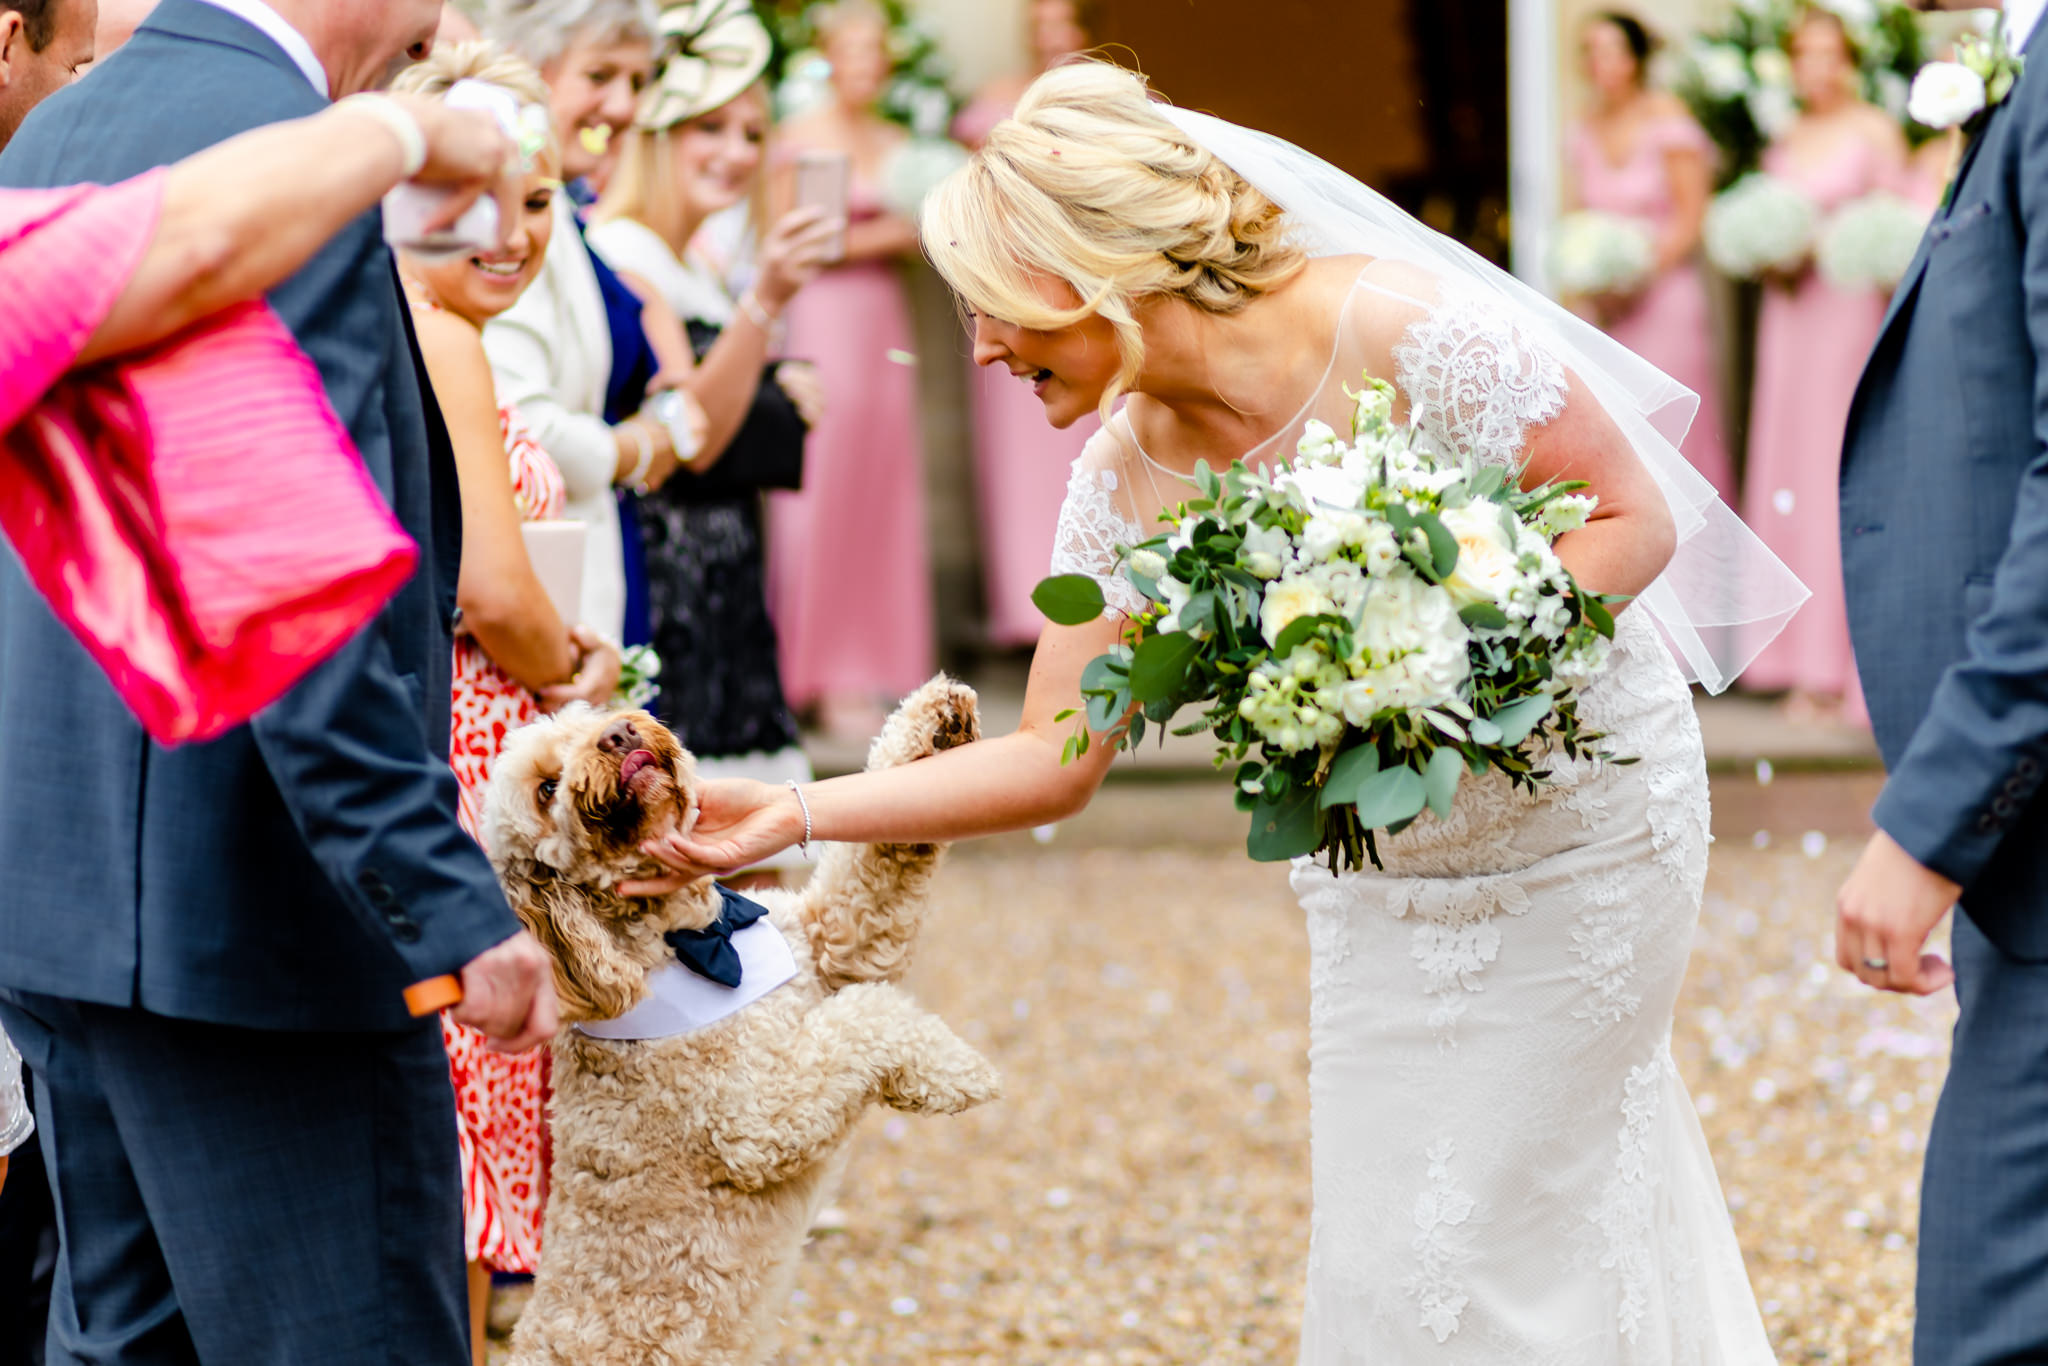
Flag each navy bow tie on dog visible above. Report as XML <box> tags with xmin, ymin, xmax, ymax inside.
<box><xmin>664</xmin><ymin>887</ymin><xmax>771</xmax><ymax>988</ymax></box>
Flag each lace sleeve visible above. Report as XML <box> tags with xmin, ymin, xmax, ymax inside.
<box><xmin>1048</xmin><ymin>443</ymin><xmax>1148</xmax><ymax>620</ymax></box>
<box><xmin>1392</xmin><ymin>287</ymin><xmax>1569</xmax><ymax>471</ymax></box>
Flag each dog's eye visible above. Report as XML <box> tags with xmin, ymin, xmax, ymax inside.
<box><xmin>537</xmin><ymin>778</ymin><xmax>558</xmax><ymax>804</ymax></box>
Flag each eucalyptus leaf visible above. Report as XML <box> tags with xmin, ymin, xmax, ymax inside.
<box><xmin>1086</xmin><ymin>687</ymin><xmax>1127</xmax><ymax>733</ymax></box>
<box><xmin>1423</xmin><ymin>745</ymin><xmax>1463</xmax><ymax>819</ymax></box>
<box><xmin>1458</xmin><ymin>602</ymin><xmax>1510</xmax><ymax>632</ymax></box>
<box><xmin>1347</xmin><ymin>765</ymin><xmax>1428</xmax><ymax>830</ymax></box>
<box><xmin>1078</xmin><ymin>654</ymin><xmax>1127</xmax><ymax>696</ymax></box>
<box><xmin>1318</xmin><ymin>743</ymin><xmax>1384</xmax><ymax>809</ymax></box>
<box><xmin>1032</xmin><ymin>574</ymin><xmax>1106</xmax><ymax>627</ymax></box>
<box><xmin>1180</xmin><ymin>591</ymin><xmax>1219</xmax><ymax>636</ymax></box>
<box><xmin>1581</xmin><ymin>592</ymin><xmax>1617</xmax><ymax>640</ymax></box>
<box><xmin>1247</xmin><ymin>784</ymin><xmax>1323</xmax><ymax>862</ymax></box>
<box><xmin>1128</xmin><ymin>631</ymin><xmax>1203</xmax><ymax>703</ymax></box>
<box><xmin>1467</xmin><ymin>717</ymin><xmax>1504</xmax><ymax>746</ymax></box>
<box><xmin>1272</xmin><ymin>612</ymin><xmax>1343</xmax><ymax>659</ymax></box>
<box><xmin>1415</xmin><ymin>511</ymin><xmax>1460</xmax><ymax>581</ymax></box>
<box><xmin>1488</xmin><ymin>693</ymin><xmax>1554</xmax><ymax>746</ymax></box>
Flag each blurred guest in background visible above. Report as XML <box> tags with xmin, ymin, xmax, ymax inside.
<box><xmin>484</xmin><ymin>0</ymin><xmax>705</xmax><ymax>643</ymax></box>
<box><xmin>395</xmin><ymin>44</ymin><xmax>619</xmax><ymax>1365</ymax></box>
<box><xmin>954</xmin><ymin>0</ymin><xmax>1103</xmax><ymax>648</ymax></box>
<box><xmin>1742</xmin><ymin>4</ymin><xmax>1905</xmax><ymax>723</ymax></box>
<box><xmin>770</xmin><ymin>0</ymin><xmax>933</xmax><ymax>741</ymax></box>
<box><xmin>590</xmin><ymin>0</ymin><xmax>836</xmax><ymax>871</ymax></box>
<box><xmin>1564</xmin><ymin>10</ymin><xmax>1732</xmax><ymax>502</ymax></box>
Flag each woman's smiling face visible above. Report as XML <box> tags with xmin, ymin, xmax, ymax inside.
<box><xmin>668</xmin><ymin>84</ymin><xmax>771</xmax><ymax>221</ymax></box>
<box><xmin>409</xmin><ymin>172</ymin><xmax>559</xmax><ymax>327</ymax></box>
<box><xmin>966</xmin><ymin>273</ymin><xmax>1122</xmax><ymax>430</ymax></box>
<box><xmin>545</xmin><ymin>32</ymin><xmax>654</xmax><ymax>180</ymax></box>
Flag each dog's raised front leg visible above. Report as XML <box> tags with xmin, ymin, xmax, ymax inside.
<box><xmin>706</xmin><ymin>982</ymin><xmax>1001</xmax><ymax>1191</ymax></box>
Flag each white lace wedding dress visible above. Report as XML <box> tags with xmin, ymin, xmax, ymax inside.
<box><xmin>1049</xmin><ymin>273</ymin><xmax>1775</xmax><ymax>1363</ymax></box>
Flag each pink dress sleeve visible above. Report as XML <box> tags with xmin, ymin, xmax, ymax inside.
<box><xmin>0</xmin><ymin>172</ymin><xmax>419</xmax><ymax>746</ymax></box>
<box><xmin>1644</xmin><ymin>115</ymin><xmax>1713</xmax><ymax>161</ymax></box>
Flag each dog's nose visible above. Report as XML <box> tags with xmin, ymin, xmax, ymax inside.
<box><xmin>598</xmin><ymin>717</ymin><xmax>641</xmax><ymax>755</ymax></box>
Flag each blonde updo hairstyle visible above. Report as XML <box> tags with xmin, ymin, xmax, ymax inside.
<box><xmin>392</xmin><ymin>40</ymin><xmax>562</xmax><ymax>178</ymax></box>
<box><xmin>922</xmin><ymin>61</ymin><xmax>1307</xmax><ymax>423</ymax></box>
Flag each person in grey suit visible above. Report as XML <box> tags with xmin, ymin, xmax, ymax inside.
<box><xmin>1839</xmin><ymin>0</ymin><xmax>2048</xmax><ymax>1360</ymax></box>
<box><xmin>0</xmin><ymin>0</ymin><xmax>561</xmax><ymax>1361</ymax></box>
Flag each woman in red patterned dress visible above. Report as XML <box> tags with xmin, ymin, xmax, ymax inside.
<box><xmin>395</xmin><ymin>45</ymin><xmax>623</xmax><ymax>1365</ymax></box>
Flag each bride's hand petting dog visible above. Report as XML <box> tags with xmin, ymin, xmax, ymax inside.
<box><xmin>482</xmin><ymin>677</ymin><xmax>999</xmax><ymax>1366</ymax></box>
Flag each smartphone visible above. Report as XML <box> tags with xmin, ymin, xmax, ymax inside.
<box><xmin>793</xmin><ymin>149</ymin><xmax>851</xmax><ymax>262</ymax></box>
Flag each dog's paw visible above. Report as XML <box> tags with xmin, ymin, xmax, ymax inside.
<box><xmin>880</xmin><ymin>1029</ymin><xmax>1002</xmax><ymax>1116</ymax></box>
<box><xmin>865</xmin><ymin>675</ymin><xmax>981</xmax><ymax>773</ymax></box>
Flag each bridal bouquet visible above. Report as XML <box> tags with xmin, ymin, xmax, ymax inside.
<box><xmin>1816</xmin><ymin>191</ymin><xmax>1929</xmax><ymax>290</ymax></box>
<box><xmin>1704</xmin><ymin>172</ymin><xmax>1819</xmax><ymax>279</ymax></box>
<box><xmin>1546</xmin><ymin>211</ymin><xmax>1656</xmax><ymax>298</ymax></box>
<box><xmin>1032</xmin><ymin>376</ymin><xmax>1625</xmax><ymax>873</ymax></box>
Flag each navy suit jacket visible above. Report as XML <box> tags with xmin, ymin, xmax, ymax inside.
<box><xmin>1841</xmin><ymin>37</ymin><xmax>2048</xmax><ymax>960</ymax></box>
<box><xmin>0</xmin><ymin>0</ymin><xmax>520</xmax><ymax>1029</ymax></box>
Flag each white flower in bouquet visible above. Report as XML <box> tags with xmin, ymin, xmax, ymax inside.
<box><xmin>1295</xmin><ymin>417</ymin><xmax>1343</xmax><ymax>463</ymax></box>
<box><xmin>1260</xmin><ymin>572</ymin><xmax>1338</xmax><ymax>648</ymax></box>
<box><xmin>1545</xmin><ymin>212</ymin><xmax>1656</xmax><ymax>298</ymax></box>
<box><xmin>1438</xmin><ymin>503</ymin><xmax>1526</xmax><ymax>612</ymax></box>
<box><xmin>1533</xmin><ymin>493</ymin><xmax>1597</xmax><ymax>539</ymax></box>
<box><xmin>1349</xmin><ymin>574</ymin><xmax>1471</xmax><ymax>714</ymax></box>
<box><xmin>1704</xmin><ymin>173</ymin><xmax>1819</xmax><ymax>279</ymax></box>
<box><xmin>1126</xmin><ymin>547</ymin><xmax>1170</xmax><ymax>582</ymax></box>
<box><xmin>880</xmin><ymin>136</ymin><xmax>971</xmax><ymax>217</ymax></box>
<box><xmin>614</xmin><ymin>644</ymin><xmax>663</xmax><ymax>710</ymax></box>
<box><xmin>1745</xmin><ymin>83</ymin><xmax>1799</xmax><ymax>137</ymax></box>
<box><xmin>1241</xmin><ymin>522</ymin><xmax>1292</xmax><ymax>580</ymax></box>
<box><xmin>1349</xmin><ymin>381</ymin><xmax>1397</xmax><ymax>436</ymax></box>
<box><xmin>1690</xmin><ymin>42</ymin><xmax>1753</xmax><ymax>100</ymax></box>
<box><xmin>1907</xmin><ymin>61</ymin><xmax>1988</xmax><ymax>130</ymax></box>
<box><xmin>1301</xmin><ymin>506</ymin><xmax>1372</xmax><ymax>564</ymax></box>
<box><xmin>1750</xmin><ymin>47</ymin><xmax>1793</xmax><ymax>91</ymax></box>
<box><xmin>1817</xmin><ymin>192</ymin><xmax>1930</xmax><ymax>290</ymax></box>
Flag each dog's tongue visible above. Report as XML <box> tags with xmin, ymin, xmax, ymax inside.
<box><xmin>619</xmin><ymin>749</ymin><xmax>655</xmax><ymax>786</ymax></box>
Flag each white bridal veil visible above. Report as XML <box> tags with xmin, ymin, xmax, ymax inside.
<box><xmin>1155</xmin><ymin>105</ymin><xmax>1810</xmax><ymax>694</ymax></box>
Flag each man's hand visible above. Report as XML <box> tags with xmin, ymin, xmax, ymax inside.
<box><xmin>1835</xmin><ymin>829</ymin><xmax>1962</xmax><ymax>995</ymax></box>
<box><xmin>618</xmin><ymin>779</ymin><xmax>806</xmax><ymax>896</ymax></box>
<box><xmin>449</xmin><ymin>931</ymin><xmax>559</xmax><ymax>1052</ymax></box>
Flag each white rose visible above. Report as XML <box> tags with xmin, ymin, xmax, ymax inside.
<box><xmin>1438</xmin><ymin>503</ymin><xmax>1523</xmax><ymax>609</ymax></box>
<box><xmin>1749</xmin><ymin>47</ymin><xmax>1792</xmax><ymax>91</ymax></box>
<box><xmin>1283</xmin><ymin>461</ymin><xmax>1366</xmax><ymax>515</ymax></box>
<box><xmin>1361</xmin><ymin>522</ymin><xmax>1402</xmax><ymax>576</ymax></box>
<box><xmin>1300</xmin><ymin>507</ymin><xmax>1370</xmax><ymax>562</ymax></box>
<box><xmin>1260</xmin><ymin>574</ymin><xmax>1335</xmax><ymax>647</ymax></box>
<box><xmin>1245</xmin><ymin>551</ymin><xmax>1284</xmax><ymax>580</ymax></box>
<box><xmin>1127</xmin><ymin>548</ymin><xmax>1168</xmax><ymax>581</ymax></box>
<box><xmin>1351</xmin><ymin>382</ymin><xmax>1397</xmax><ymax>436</ymax></box>
<box><xmin>1908</xmin><ymin>62</ymin><xmax>1987</xmax><ymax>131</ymax></box>
<box><xmin>1691</xmin><ymin>43</ymin><xmax>1751</xmax><ymax>101</ymax></box>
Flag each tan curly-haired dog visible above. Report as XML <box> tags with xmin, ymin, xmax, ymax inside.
<box><xmin>482</xmin><ymin>677</ymin><xmax>1000</xmax><ymax>1366</ymax></box>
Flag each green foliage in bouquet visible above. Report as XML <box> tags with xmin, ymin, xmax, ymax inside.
<box><xmin>765</xmin><ymin>0</ymin><xmax>957</xmax><ymax>133</ymax></box>
<box><xmin>1033</xmin><ymin>376</ymin><xmax>1630</xmax><ymax>875</ymax></box>
<box><xmin>1674</xmin><ymin>0</ymin><xmax>1931</xmax><ymax>188</ymax></box>
<box><xmin>614</xmin><ymin>644</ymin><xmax>663</xmax><ymax>711</ymax></box>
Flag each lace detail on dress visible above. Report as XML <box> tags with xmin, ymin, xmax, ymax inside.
<box><xmin>1393</xmin><ymin>286</ymin><xmax>1569</xmax><ymax>472</ymax></box>
<box><xmin>1387</xmin><ymin>878</ymin><xmax>1534</xmax><ymax>1043</ymax></box>
<box><xmin>1590</xmin><ymin>1049</ymin><xmax>1672</xmax><ymax>1345</ymax></box>
<box><xmin>1405</xmin><ymin>1138</ymin><xmax>1479</xmax><ymax>1343</ymax></box>
<box><xmin>1049</xmin><ymin>458</ymin><xmax>1148</xmax><ymax>619</ymax></box>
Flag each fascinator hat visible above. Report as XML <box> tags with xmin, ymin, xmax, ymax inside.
<box><xmin>639</xmin><ymin>0</ymin><xmax>774</xmax><ymax>130</ymax></box>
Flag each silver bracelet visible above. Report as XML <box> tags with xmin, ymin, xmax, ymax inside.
<box><xmin>339</xmin><ymin>93</ymin><xmax>427</xmax><ymax>179</ymax></box>
<box><xmin>785</xmin><ymin>780</ymin><xmax>812</xmax><ymax>857</ymax></box>
<box><xmin>619</xmin><ymin>420</ymin><xmax>655</xmax><ymax>492</ymax></box>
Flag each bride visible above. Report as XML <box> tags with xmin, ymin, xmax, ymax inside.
<box><xmin>629</xmin><ymin>61</ymin><xmax>1803</xmax><ymax>1361</ymax></box>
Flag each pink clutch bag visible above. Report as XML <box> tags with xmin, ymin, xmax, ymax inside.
<box><xmin>0</xmin><ymin>172</ymin><xmax>418</xmax><ymax>745</ymax></box>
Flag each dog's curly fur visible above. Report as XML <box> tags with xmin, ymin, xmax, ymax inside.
<box><xmin>482</xmin><ymin>677</ymin><xmax>999</xmax><ymax>1365</ymax></box>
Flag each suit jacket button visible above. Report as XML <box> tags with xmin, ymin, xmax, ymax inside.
<box><xmin>358</xmin><ymin>872</ymin><xmax>395</xmax><ymax>908</ymax></box>
<box><xmin>1993</xmin><ymin>795</ymin><xmax>2018</xmax><ymax>819</ymax></box>
<box><xmin>1978</xmin><ymin>811</ymin><xmax>2001</xmax><ymax>834</ymax></box>
<box><xmin>2018</xmin><ymin>757</ymin><xmax>2042</xmax><ymax>781</ymax></box>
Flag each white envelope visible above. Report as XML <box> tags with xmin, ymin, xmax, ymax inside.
<box><xmin>521</xmin><ymin>520</ymin><xmax>586</xmax><ymax>626</ymax></box>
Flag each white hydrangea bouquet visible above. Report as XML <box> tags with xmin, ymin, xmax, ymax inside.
<box><xmin>615</xmin><ymin>643</ymin><xmax>662</xmax><ymax>710</ymax></box>
<box><xmin>1032</xmin><ymin>376</ymin><xmax>1627</xmax><ymax>873</ymax></box>
<box><xmin>1704</xmin><ymin>172</ymin><xmax>1820</xmax><ymax>279</ymax></box>
<box><xmin>1546</xmin><ymin>211</ymin><xmax>1657</xmax><ymax>298</ymax></box>
<box><xmin>1816</xmin><ymin>191</ymin><xmax>1930</xmax><ymax>290</ymax></box>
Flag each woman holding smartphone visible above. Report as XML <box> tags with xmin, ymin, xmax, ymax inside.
<box><xmin>767</xmin><ymin>0</ymin><xmax>933</xmax><ymax>742</ymax></box>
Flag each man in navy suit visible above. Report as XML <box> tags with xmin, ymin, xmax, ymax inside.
<box><xmin>0</xmin><ymin>0</ymin><xmax>558</xmax><ymax>1360</ymax></box>
<box><xmin>1839</xmin><ymin>1</ymin><xmax>2048</xmax><ymax>1360</ymax></box>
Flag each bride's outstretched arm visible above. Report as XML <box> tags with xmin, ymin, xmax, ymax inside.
<box><xmin>626</xmin><ymin>615</ymin><xmax>1130</xmax><ymax>887</ymax></box>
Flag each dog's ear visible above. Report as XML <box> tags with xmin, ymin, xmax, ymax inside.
<box><xmin>511</xmin><ymin>873</ymin><xmax>647</xmax><ymax>1024</ymax></box>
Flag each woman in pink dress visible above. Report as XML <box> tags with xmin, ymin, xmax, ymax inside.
<box><xmin>1741</xmin><ymin>7</ymin><xmax>1907</xmax><ymax>723</ymax></box>
<box><xmin>953</xmin><ymin>0</ymin><xmax>1102</xmax><ymax>647</ymax></box>
<box><xmin>1565</xmin><ymin>11</ymin><xmax>1732</xmax><ymax>503</ymax></box>
<box><xmin>770</xmin><ymin>0</ymin><xmax>934</xmax><ymax>740</ymax></box>
<box><xmin>395</xmin><ymin>46</ymin><xmax>622</xmax><ymax>1365</ymax></box>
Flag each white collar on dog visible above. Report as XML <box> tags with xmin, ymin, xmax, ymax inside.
<box><xmin>575</xmin><ymin>919</ymin><xmax>798</xmax><ymax>1040</ymax></box>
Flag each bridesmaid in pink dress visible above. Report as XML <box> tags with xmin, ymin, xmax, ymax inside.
<box><xmin>1566</xmin><ymin>11</ymin><xmax>1733</xmax><ymax>502</ymax></box>
<box><xmin>770</xmin><ymin>1</ymin><xmax>934</xmax><ymax>739</ymax></box>
<box><xmin>954</xmin><ymin>0</ymin><xmax>1101</xmax><ymax>647</ymax></box>
<box><xmin>1741</xmin><ymin>8</ymin><xmax>1908</xmax><ymax>722</ymax></box>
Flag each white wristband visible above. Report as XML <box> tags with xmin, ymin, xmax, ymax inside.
<box><xmin>341</xmin><ymin>94</ymin><xmax>428</xmax><ymax>179</ymax></box>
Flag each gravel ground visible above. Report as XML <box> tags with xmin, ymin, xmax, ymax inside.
<box><xmin>492</xmin><ymin>819</ymin><xmax>1956</xmax><ymax>1364</ymax></box>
